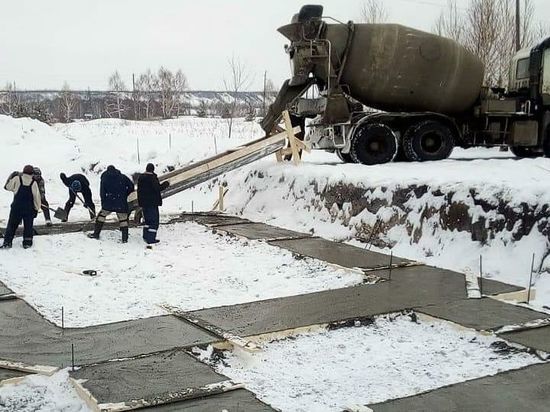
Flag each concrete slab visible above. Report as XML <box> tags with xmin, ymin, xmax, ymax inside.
<box><xmin>369</xmin><ymin>363</ymin><xmax>550</xmax><ymax>412</ymax></box>
<box><xmin>71</xmin><ymin>350</ymin><xmax>230</xmax><ymax>408</ymax></box>
<box><xmin>115</xmin><ymin>389</ymin><xmax>275</xmax><ymax>411</ymax></box>
<box><xmin>418</xmin><ymin>298</ymin><xmax>548</xmax><ymax>331</ymax></box>
<box><xmin>0</xmin><ymin>367</ymin><xmax>29</xmax><ymax>382</ymax></box>
<box><xmin>217</xmin><ymin>222</ymin><xmax>310</xmax><ymax>240</ymax></box>
<box><xmin>173</xmin><ymin>213</ymin><xmax>252</xmax><ymax>227</ymax></box>
<box><xmin>501</xmin><ymin>326</ymin><xmax>550</xmax><ymax>353</ymax></box>
<box><xmin>190</xmin><ymin>265</ymin><xmax>524</xmax><ymax>337</ymax></box>
<box><xmin>0</xmin><ymin>299</ymin><xmax>215</xmax><ymax>369</ymax></box>
<box><xmin>269</xmin><ymin>237</ymin><xmax>411</xmax><ymax>269</ymax></box>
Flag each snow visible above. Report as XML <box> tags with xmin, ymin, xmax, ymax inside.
<box><xmin>0</xmin><ymin>370</ymin><xmax>90</xmax><ymax>412</ymax></box>
<box><xmin>0</xmin><ymin>222</ymin><xmax>362</xmax><ymax>327</ymax></box>
<box><xmin>193</xmin><ymin>312</ymin><xmax>543</xmax><ymax>412</ymax></box>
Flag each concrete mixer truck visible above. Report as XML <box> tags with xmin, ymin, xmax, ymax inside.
<box><xmin>261</xmin><ymin>5</ymin><xmax>550</xmax><ymax>164</ymax></box>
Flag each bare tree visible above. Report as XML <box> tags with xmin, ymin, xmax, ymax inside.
<box><xmin>433</xmin><ymin>0</ymin><xmax>464</xmax><ymax>42</ymax></box>
<box><xmin>0</xmin><ymin>82</ymin><xmax>19</xmax><ymax>116</ymax></box>
<box><xmin>156</xmin><ymin>67</ymin><xmax>188</xmax><ymax>119</ymax></box>
<box><xmin>60</xmin><ymin>82</ymin><xmax>77</xmax><ymax>122</ymax></box>
<box><xmin>360</xmin><ymin>0</ymin><xmax>388</xmax><ymax>24</ymax></box>
<box><xmin>137</xmin><ymin>69</ymin><xmax>155</xmax><ymax>120</ymax></box>
<box><xmin>223</xmin><ymin>56</ymin><xmax>250</xmax><ymax>138</ymax></box>
<box><xmin>108</xmin><ymin>71</ymin><xmax>126</xmax><ymax>118</ymax></box>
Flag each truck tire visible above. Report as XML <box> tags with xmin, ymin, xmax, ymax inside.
<box><xmin>510</xmin><ymin>146</ymin><xmax>542</xmax><ymax>158</ymax></box>
<box><xmin>350</xmin><ymin>123</ymin><xmax>398</xmax><ymax>165</ymax></box>
<box><xmin>403</xmin><ymin>120</ymin><xmax>455</xmax><ymax>161</ymax></box>
<box><xmin>336</xmin><ymin>150</ymin><xmax>354</xmax><ymax>163</ymax></box>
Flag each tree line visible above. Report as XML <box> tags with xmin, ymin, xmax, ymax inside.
<box><xmin>0</xmin><ymin>61</ymin><xmax>276</xmax><ymax>125</ymax></box>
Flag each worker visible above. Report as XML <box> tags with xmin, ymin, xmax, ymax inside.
<box><xmin>1</xmin><ymin>166</ymin><xmax>42</xmax><ymax>249</ymax></box>
<box><xmin>60</xmin><ymin>172</ymin><xmax>96</xmax><ymax>221</ymax></box>
<box><xmin>88</xmin><ymin>165</ymin><xmax>134</xmax><ymax>243</ymax></box>
<box><xmin>137</xmin><ymin>163</ymin><xmax>170</xmax><ymax>244</ymax></box>
<box><xmin>33</xmin><ymin>167</ymin><xmax>52</xmax><ymax>226</ymax></box>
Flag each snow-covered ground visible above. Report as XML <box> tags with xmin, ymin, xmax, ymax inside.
<box><xmin>0</xmin><ymin>370</ymin><xmax>89</xmax><ymax>412</ymax></box>
<box><xmin>0</xmin><ymin>222</ymin><xmax>360</xmax><ymax>327</ymax></box>
<box><xmin>1</xmin><ymin>114</ymin><xmax>549</xmax><ymax>310</ymax></box>
<box><xmin>193</xmin><ymin>312</ymin><xmax>543</xmax><ymax>412</ymax></box>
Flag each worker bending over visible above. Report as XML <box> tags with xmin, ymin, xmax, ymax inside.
<box><xmin>60</xmin><ymin>172</ymin><xmax>96</xmax><ymax>221</ymax></box>
<box><xmin>1</xmin><ymin>166</ymin><xmax>42</xmax><ymax>249</ymax></box>
<box><xmin>137</xmin><ymin>163</ymin><xmax>169</xmax><ymax>245</ymax></box>
<box><xmin>88</xmin><ymin>165</ymin><xmax>134</xmax><ymax>243</ymax></box>
<box><xmin>33</xmin><ymin>167</ymin><xmax>52</xmax><ymax>226</ymax></box>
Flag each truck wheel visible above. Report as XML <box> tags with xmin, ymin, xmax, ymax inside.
<box><xmin>510</xmin><ymin>146</ymin><xmax>542</xmax><ymax>158</ymax></box>
<box><xmin>403</xmin><ymin>120</ymin><xmax>455</xmax><ymax>161</ymax></box>
<box><xmin>350</xmin><ymin>123</ymin><xmax>398</xmax><ymax>165</ymax></box>
<box><xmin>336</xmin><ymin>150</ymin><xmax>354</xmax><ymax>163</ymax></box>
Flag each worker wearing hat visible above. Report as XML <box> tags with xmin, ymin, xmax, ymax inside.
<box><xmin>1</xmin><ymin>165</ymin><xmax>42</xmax><ymax>249</ymax></box>
<box><xmin>59</xmin><ymin>172</ymin><xmax>96</xmax><ymax>221</ymax></box>
<box><xmin>32</xmin><ymin>167</ymin><xmax>52</xmax><ymax>226</ymax></box>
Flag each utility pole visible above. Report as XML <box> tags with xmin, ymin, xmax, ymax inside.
<box><xmin>515</xmin><ymin>0</ymin><xmax>521</xmax><ymax>51</ymax></box>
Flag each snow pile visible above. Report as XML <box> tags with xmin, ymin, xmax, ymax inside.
<box><xmin>0</xmin><ymin>222</ymin><xmax>362</xmax><ymax>327</ymax></box>
<box><xmin>193</xmin><ymin>313</ymin><xmax>543</xmax><ymax>411</ymax></box>
<box><xmin>0</xmin><ymin>370</ymin><xmax>89</xmax><ymax>412</ymax></box>
<box><xmin>0</xmin><ymin>115</ymin><xmax>260</xmax><ymax>224</ymax></box>
<box><xmin>219</xmin><ymin>149</ymin><xmax>550</xmax><ymax>309</ymax></box>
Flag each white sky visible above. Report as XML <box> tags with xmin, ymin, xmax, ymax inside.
<box><xmin>0</xmin><ymin>0</ymin><xmax>549</xmax><ymax>91</ymax></box>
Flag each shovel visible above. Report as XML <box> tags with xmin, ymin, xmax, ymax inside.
<box><xmin>43</xmin><ymin>204</ymin><xmax>68</xmax><ymax>221</ymax></box>
<box><xmin>71</xmin><ymin>189</ymin><xmax>96</xmax><ymax>218</ymax></box>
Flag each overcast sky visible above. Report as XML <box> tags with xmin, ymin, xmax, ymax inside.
<box><xmin>1</xmin><ymin>0</ymin><xmax>549</xmax><ymax>91</ymax></box>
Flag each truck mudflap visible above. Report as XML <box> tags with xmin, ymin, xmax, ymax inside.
<box><xmin>261</xmin><ymin>78</ymin><xmax>315</xmax><ymax>133</ymax></box>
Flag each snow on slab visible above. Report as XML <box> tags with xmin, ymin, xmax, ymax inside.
<box><xmin>0</xmin><ymin>222</ymin><xmax>363</xmax><ymax>327</ymax></box>
<box><xmin>192</xmin><ymin>313</ymin><xmax>543</xmax><ymax>412</ymax></box>
<box><xmin>0</xmin><ymin>370</ymin><xmax>90</xmax><ymax>412</ymax></box>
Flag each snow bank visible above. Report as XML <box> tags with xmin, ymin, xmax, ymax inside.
<box><xmin>0</xmin><ymin>370</ymin><xmax>89</xmax><ymax>412</ymax></box>
<box><xmin>192</xmin><ymin>312</ymin><xmax>542</xmax><ymax>412</ymax></box>
<box><xmin>0</xmin><ymin>222</ymin><xmax>362</xmax><ymax>327</ymax></box>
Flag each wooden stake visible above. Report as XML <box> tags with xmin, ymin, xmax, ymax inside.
<box><xmin>527</xmin><ymin>253</ymin><xmax>535</xmax><ymax>303</ymax></box>
<box><xmin>71</xmin><ymin>343</ymin><xmax>75</xmax><ymax>371</ymax></box>
<box><xmin>61</xmin><ymin>307</ymin><xmax>64</xmax><ymax>334</ymax></box>
<box><xmin>479</xmin><ymin>255</ymin><xmax>483</xmax><ymax>296</ymax></box>
<box><xmin>218</xmin><ymin>185</ymin><xmax>224</xmax><ymax>212</ymax></box>
<box><xmin>282</xmin><ymin>110</ymin><xmax>301</xmax><ymax>165</ymax></box>
<box><xmin>389</xmin><ymin>251</ymin><xmax>393</xmax><ymax>281</ymax></box>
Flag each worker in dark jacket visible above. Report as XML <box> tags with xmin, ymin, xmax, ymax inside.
<box><xmin>1</xmin><ymin>165</ymin><xmax>42</xmax><ymax>249</ymax></box>
<box><xmin>137</xmin><ymin>163</ymin><xmax>169</xmax><ymax>244</ymax></box>
<box><xmin>88</xmin><ymin>165</ymin><xmax>134</xmax><ymax>243</ymax></box>
<box><xmin>60</xmin><ymin>172</ymin><xmax>96</xmax><ymax>221</ymax></box>
<box><xmin>33</xmin><ymin>167</ymin><xmax>52</xmax><ymax>226</ymax></box>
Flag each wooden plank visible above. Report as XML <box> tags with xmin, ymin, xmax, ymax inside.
<box><xmin>160</xmin><ymin>304</ymin><xmax>263</xmax><ymax>352</ymax></box>
<box><xmin>283</xmin><ymin>111</ymin><xmax>301</xmax><ymax>165</ymax></box>
<box><xmin>493</xmin><ymin>317</ymin><xmax>550</xmax><ymax>334</ymax></box>
<box><xmin>0</xmin><ymin>360</ymin><xmax>57</xmax><ymax>376</ymax></box>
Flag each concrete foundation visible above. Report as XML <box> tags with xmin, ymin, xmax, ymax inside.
<box><xmin>0</xmin><ymin>299</ymin><xmax>214</xmax><ymax>369</ymax></box>
<box><xmin>369</xmin><ymin>363</ymin><xmax>550</xmax><ymax>412</ymax></box>
<box><xmin>270</xmin><ymin>237</ymin><xmax>411</xmax><ymax>269</ymax></box>
<box><xmin>501</xmin><ymin>326</ymin><xmax>550</xmax><ymax>353</ymax></box>
<box><xmin>174</xmin><ymin>213</ymin><xmax>252</xmax><ymax>227</ymax></box>
<box><xmin>139</xmin><ymin>389</ymin><xmax>275</xmax><ymax>411</ymax></box>
<box><xmin>418</xmin><ymin>298</ymin><xmax>548</xmax><ymax>331</ymax></box>
<box><xmin>216</xmin><ymin>222</ymin><xmax>310</xmax><ymax>240</ymax></box>
<box><xmin>71</xmin><ymin>350</ymin><xmax>231</xmax><ymax>408</ymax></box>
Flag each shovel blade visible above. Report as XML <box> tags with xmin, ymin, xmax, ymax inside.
<box><xmin>53</xmin><ymin>208</ymin><xmax>68</xmax><ymax>221</ymax></box>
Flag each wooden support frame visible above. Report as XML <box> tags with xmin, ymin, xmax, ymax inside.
<box><xmin>275</xmin><ymin>110</ymin><xmax>310</xmax><ymax>165</ymax></box>
<box><xmin>212</xmin><ymin>185</ymin><xmax>229</xmax><ymax>212</ymax></box>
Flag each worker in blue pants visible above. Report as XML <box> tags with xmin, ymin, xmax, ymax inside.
<box><xmin>137</xmin><ymin>163</ymin><xmax>169</xmax><ymax>244</ymax></box>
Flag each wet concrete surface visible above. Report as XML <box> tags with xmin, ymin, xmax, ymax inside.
<box><xmin>369</xmin><ymin>363</ymin><xmax>550</xmax><ymax>412</ymax></box>
<box><xmin>190</xmin><ymin>265</ymin><xmax>523</xmax><ymax>336</ymax></box>
<box><xmin>0</xmin><ymin>367</ymin><xmax>29</xmax><ymax>382</ymax></box>
<box><xmin>173</xmin><ymin>213</ymin><xmax>252</xmax><ymax>227</ymax></box>
<box><xmin>0</xmin><ymin>299</ymin><xmax>215</xmax><ymax>368</ymax></box>
<box><xmin>501</xmin><ymin>326</ymin><xmax>550</xmax><ymax>353</ymax></box>
<box><xmin>270</xmin><ymin>237</ymin><xmax>411</xmax><ymax>269</ymax></box>
<box><xmin>141</xmin><ymin>389</ymin><xmax>275</xmax><ymax>411</ymax></box>
<box><xmin>217</xmin><ymin>222</ymin><xmax>310</xmax><ymax>240</ymax></box>
<box><xmin>71</xmin><ymin>350</ymin><xmax>229</xmax><ymax>407</ymax></box>
<box><xmin>418</xmin><ymin>298</ymin><xmax>548</xmax><ymax>331</ymax></box>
